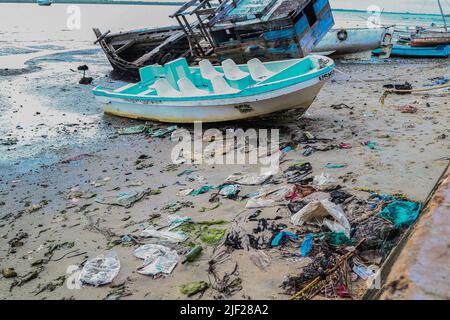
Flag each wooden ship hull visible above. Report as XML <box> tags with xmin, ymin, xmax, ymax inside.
<box><xmin>93</xmin><ymin>0</ymin><xmax>334</xmax><ymax>79</ymax></box>
<box><xmin>93</xmin><ymin>26</ymin><xmax>192</xmax><ymax>79</ymax></box>
<box><xmin>410</xmin><ymin>34</ymin><xmax>450</xmax><ymax>47</ymax></box>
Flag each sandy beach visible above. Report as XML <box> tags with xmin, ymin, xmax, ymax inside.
<box><xmin>1</xmin><ymin>40</ymin><xmax>449</xmax><ymax>299</ymax></box>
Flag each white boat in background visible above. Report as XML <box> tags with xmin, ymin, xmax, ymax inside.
<box><xmin>313</xmin><ymin>26</ymin><xmax>394</xmax><ymax>59</ymax></box>
<box><xmin>93</xmin><ymin>56</ymin><xmax>335</xmax><ymax>123</ymax></box>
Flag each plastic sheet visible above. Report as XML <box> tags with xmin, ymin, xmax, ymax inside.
<box><xmin>79</xmin><ymin>252</ymin><xmax>120</xmax><ymax>286</ymax></box>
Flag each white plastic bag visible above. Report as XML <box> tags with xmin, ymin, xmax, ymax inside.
<box><xmin>134</xmin><ymin>244</ymin><xmax>179</xmax><ymax>276</ymax></box>
<box><xmin>79</xmin><ymin>251</ymin><xmax>120</xmax><ymax>286</ymax></box>
<box><xmin>225</xmin><ymin>172</ymin><xmax>272</xmax><ymax>185</ymax></box>
<box><xmin>291</xmin><ymin>199</ymin><xmax>351</xmax><ymax>237</ymax></box>
<box><xmin>139</xmin><ymin>228</ymin><xmax>188</xmax><ymax>243</ymax></box>
<box><xmin>245</xmin><ymin>185</ymin><xmax>292</xmax><ymax>208</ymax></box>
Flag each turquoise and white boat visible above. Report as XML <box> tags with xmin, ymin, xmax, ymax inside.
<box><xmin>93</xmin><ymin>56</ymin><xmax>335</xmax><ymax>123</ymax></box>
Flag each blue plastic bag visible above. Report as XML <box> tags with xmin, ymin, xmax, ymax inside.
<box><xmin>300</xmin><ymin>233</ymin><xmax>314</xmax><ymax>257</ymax></box>
<box><xmin>271</xmin><ymin>231</ymin><xmax>299</xmax><ymax>247</ymax></box>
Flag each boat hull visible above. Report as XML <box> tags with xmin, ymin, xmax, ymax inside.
<box><xmin>313</xmin><ymin>27</ymin><xmax>393</xmax><ymax>58</ymax></box>
<box><xmin>98</xmin><ymin>77</ymin><xmax>329</xmax><ymax>123</ymax></box>
<box><xmin>411</xmin><ymin>37</ymin><xmax>450</xmax><ymax>47</ymax></box>
<box><xmin>376</xmin><ymin>44</ymin><xmax>450</xmax><ymax>58</ymax></box>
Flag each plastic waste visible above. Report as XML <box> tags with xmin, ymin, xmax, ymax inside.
<box><xmin>325</xmin><ymin>232</ymin><xmax>351</xmax><ymax>246</ymax></box>
<box><xmin>249</xmin><ymin>250</ymin><xmax>271</xmax><ymax>271</ymax></box>
<box><xmin>300</xmin><ymin>233</ymin><xmax>314</xmax><ymax>257</ymax></box>
<box><xmin>246</xmin><ymin>185</ymin><xmax>291</xmax><ymax>208</ymax></box>
<box><xmin>117</xmin><ymin>125</ymin><xmax>146</xmax><ymax>135</ymax></box>
<box><xmin>147</xmin><ymin>125</ymin><xmax>177</xmax><ymax>138</ymax></box>
<box><xmin>180</xmin><ymin>281</ymin><xmax>209</xmax><ymax>296</ymax></box>
<box><xmin>177</xmin><ymin>188</ymin><xmax>194</xmax><ymax>197</ymax></box>
<box><xmin>271</xmin><ymin>230</ymin><xmax>299</xmax><ymax>247</ymax></box>
<box><xmin>219</xmin><ymin>184</ymin><xmax>241</xmax><ymax>198</ymax></box>
<box><xmin>140</xmin><ymin>229</ymin><xmax>188</xmax><ymax>243</ymax></box>
<box><xmin>379</xmin><ymin>200</ymin><xmax>422</xmax><ymax>227</ymax></box>
<box><xmin>363</xmin><ymin>141</ymin><xmax>377</xmax><ymax>150</ymax></box>
<box><xmin>79</xmin><ymin>252</ymin><xmax>120</xmax><ymax>286</ymax></box>
<box><xmin>291</xmin><ymin>199</ymin><xmax>351</xmax><ymax>237</ymax></box>
<box><xmin>182</xmin><ymin>245</ymin><xmax>203</xmax><ymax>263</ymax></box>
<box><xmin>190</xmin><ymin>185</ymin><xmax>215</xmax><ymax>196</ymax></box>
<box><xmin>352</xmin><ymin>265</ymin><xmax>374</xmax><ymax>280</ymax></box>
<box><xmin>134</xmin><ymin>244</ymin><xmax>179</xmax><ymax>276</ymax></box>
<box><xmin>313</xmin><ymin>173</ymin><xmax>337</xmax><ymax>190</ymax></box>
<box><xmin>324</xmin><ymin>163</ymin><xmax>347</xmax><ymax>169</ymax></box>
<box><xmin>225</xmin><ymin>172</ymin><xmax>272</xmax><ymax>185</ymax></box>
<box><xmin>96</xmin><ymin>188</ymin><xmax>149</xmax><ymax>208</ymax></box>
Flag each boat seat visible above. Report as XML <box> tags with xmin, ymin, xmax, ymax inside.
<box><xmin>152</xmin><ymin>78</ymin><xmax>181</xmax><ymax>97</ymax></box>
<box><xmin>222</xmin><ymin>59</ymin><xmax>250</xmax><ymax>81</ymax></box>
<box><xmin>164</xmin><ymin>58</ymin><xmax>194</xmax><ymax>90</ymax></box>
<box><xmin>247</xmin><ymin>58</ymin><xmax>275</xmax><ymax>81</ymax></box>
<box><xmin>199</xmin><ymin>59</ymin><xmax>223</xmax><ymax>80</ymax></box>
<box><xmin>210</xmin><ymin>75</ymin><xmax>239</xmax><ymax>95</ymax></box>
<box><xmin>177</xmin><ymin>77</ymin><xmax>209</xmax><ymax>97</ymax></box>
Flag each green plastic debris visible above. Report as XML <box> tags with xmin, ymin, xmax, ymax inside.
<box><xmin>182</xmin><ymin>245</ymin><xmax>203</xmax><ymax>263</ymax></box>
<box><xmin>200</xmin><ymin>228</ymin><xmax>226</xmax><ymax>245</ymax></box>
<box><xmin>177</xmin><ymin>169</ymin><xmax>194</xmax><ymax>177</ymax></box>
<box><xmin>304</xmin><ymin>131</ymin><xmax>315</xmax><ymax>140</ymax></box>
<box><xmin>325</xmin><ymin>232</ymin><xmax>352</xmax><ymax>246</ymax></box>
<box><xmin>325</xmin><ymin>163</ymin><xmax>347</xmax><ymax>169</ymax></box>
<box><xmin>96</xmin><ymin>188</ymin><xmax>153</xmax><ymax>208</ymax></box>
<box><xmin>198</xmin><ymin>202</ymin><xmax>221</xmax><ymax>212</ymax></box>
<box><xmin>117</xmin><ymin>125</ymin><xmax>146</xmax><ymax>135</ymax></box>
<box><xmin>190</xmin><ymin>186</ymin><xmax>215</xmax><ymax>196</ymax></box>
<box><xmin>197</xmin><ymin>219</ymin><xmax>228</xmax><ymax>226</ymax></box>
<box><xmin>177</xmin><ymin>221</ymin><xmax>227</xmax><ymax>245</ymax></box>
<box><xmin>147</xmin><ymin>125</ymin><xmax>177</xmax><ymax>138</ymax></box>
<box><xmin>180</xmin><ymin>281</ymin><xmax>208</xmax><ymax>296</ymax></box>
<box><xmin>380</xmin><ymin>201</ymin><xmax>422</xmax><ymax>227</ymax></box>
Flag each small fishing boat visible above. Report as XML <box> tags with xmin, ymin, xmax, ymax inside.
<box><xmin>93</xmin><ymin>55</ymin><xmax>335</xmax><ymax>123</ymax></box>
<box><xmin>37</xmin><ymin>0</ymin><xmax>52</xmax><ymax>6</ymax></box>
<box><xmin>410</xmin><ymin>32</ymin><xmax>450</xmax><ymax>47</ymax></box>
<box><xmin>374</xmin><ymin>44</ymin><xmax>450</xmax><ymax>58</ymax></box>
<box><xmin>313</xmin><ymin>26</ymin><xmax>393</xmax><ymax>59</ymax></box>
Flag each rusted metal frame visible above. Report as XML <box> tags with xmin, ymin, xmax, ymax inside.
<box><xmin>190</xmin><ymin>0</ymin><xmax>212</xmax><ymax>15</ymax></box>
<box><xmin>196</xmin><ymin>13</ymin><xmax>217</xmax><ymax>47</ymax></box>
<box><xmin>208</xmin><ymin>0</ymin><xmax>244</xmax><ymax>27</ymax></box>
<box><xmin>181</xmin><ymin>15</ymin><xmax>205</xmax><ymax>56</ymax></box>
<box><xmin>174</xmin><ymin>15</ymin><xmax>197</xmax><ymax>57</ymax></box>
<box><xmin>169</xmin><ymin>0</ymin><xmax>199</xmax><ymax>17</ymax></box>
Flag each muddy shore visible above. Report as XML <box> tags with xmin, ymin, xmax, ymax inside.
<box><xmin>0</xmin><ymin>51</ymin><xmax>449</xmax><ymax>299</ymax></box>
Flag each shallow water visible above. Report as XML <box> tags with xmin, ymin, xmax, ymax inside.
<box><xmin>0</xmin><ymin>3</ymin><xmax>447</xmax><ymax>175</ymax></box>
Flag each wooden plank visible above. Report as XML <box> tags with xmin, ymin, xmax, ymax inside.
<box><xmin>93</xmin><ymin>29</ymin><xmax>111</xmax><ymax>45</ymax></box>
<box><xmin>115</xmin><ymin>39</ymin><xmax>137</xmax><ymax>54</ymax></box>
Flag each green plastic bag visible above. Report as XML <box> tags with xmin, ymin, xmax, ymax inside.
<box><xmin>380</xmin><ymin>201</ymin><xmax>422</xmax><ymax>227</ymax></box>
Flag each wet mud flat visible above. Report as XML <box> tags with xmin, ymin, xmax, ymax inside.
<box><xmin>0</xmin><ymin>53</ymin><xmax>449</xmax><ymax>300</ymax></box>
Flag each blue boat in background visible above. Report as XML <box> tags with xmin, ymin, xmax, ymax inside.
<box><xmin>374</xmin><ymin>44</ymin><xmax>450</xmax><ymax>58</ymax></box>
<box><xmin>387</xmin><ymin>44</ymin><xmax>450</xmax><ymax>58</ymax></box>
<box><xmin>37</xmin><ymin>0</ymin><xmax>52</xmax><ymax>6</ymax></box>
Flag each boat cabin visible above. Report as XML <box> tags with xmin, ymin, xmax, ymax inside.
<box><xmin>172</xmin><ymin>0</ymin><xmax>334</xmax><ymax>63</ymax></box>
